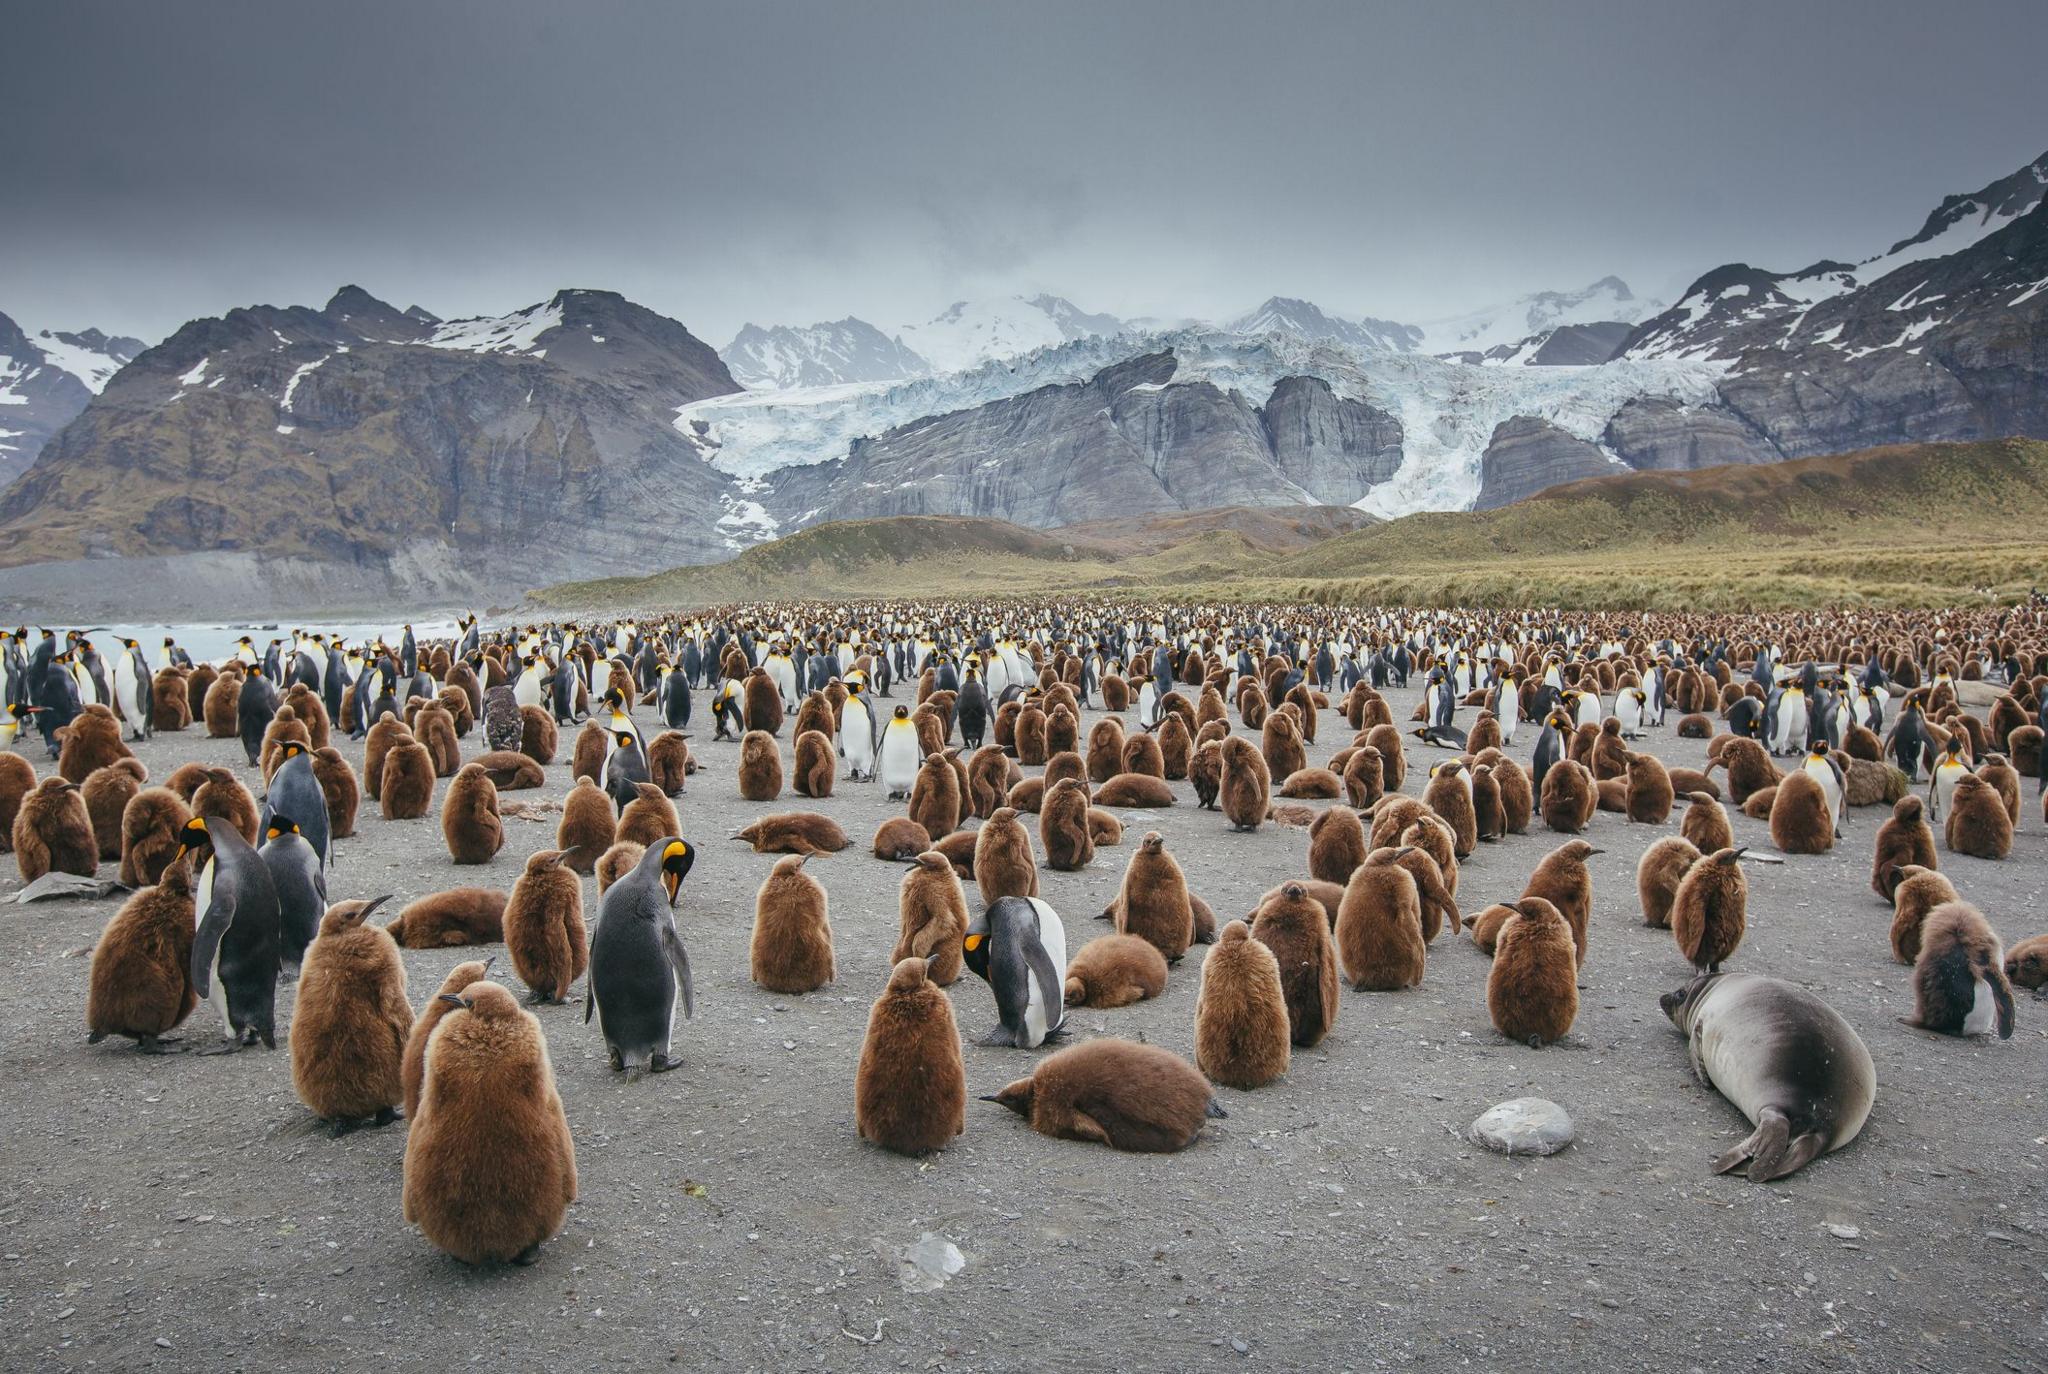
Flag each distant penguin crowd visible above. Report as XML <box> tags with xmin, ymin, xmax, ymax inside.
<box><xmin>21</xmin><ymin>600</ymin><xmax>2044</xmax><ymax>1266</ymax></box>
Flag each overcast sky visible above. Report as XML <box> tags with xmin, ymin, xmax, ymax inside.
<box><xmin>4</xmin><ymin>0</ymin><xmax>2043</xmax><ymax>347</ymax></box>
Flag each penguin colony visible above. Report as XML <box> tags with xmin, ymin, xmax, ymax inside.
<box><xmin>15</xmin><ymin>602</ymin><xmax>2042</xmax><ymax>1276</ymax></box>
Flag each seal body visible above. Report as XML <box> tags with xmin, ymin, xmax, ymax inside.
<box><xmin>1661</xmin><ymin>971</ymin><xmax>1875</xmax><ymax>1182</ymax></box>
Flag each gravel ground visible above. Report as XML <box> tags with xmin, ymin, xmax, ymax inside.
<box><xmin>3</xmin><ymin>678</ymin><xmax>2044</xmax><ymax>1372</ymax></box>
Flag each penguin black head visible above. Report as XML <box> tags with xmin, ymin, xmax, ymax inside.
<box><xmin>660</xmin><ymin>839</ymin><xmax>694</xmax><ymax>906</ymax></box>
<box><xmin>264</xmin><ymin>814</ymin><xmax>301</xmax><ymax>841</ymax></box>
<box><xmin>1806</xmin><ymin>741</ymin><xmax>1829</xmax><ymax>760</ymax></box>
<box><xmin>893</xmin><ymin>705</ymin><xmax>910</xmax><ymax>721</ymax></box>
<box><xmin>175</xmin><ymin>816</ymin><xmax>214</xmax><ymax>861</ymax></box>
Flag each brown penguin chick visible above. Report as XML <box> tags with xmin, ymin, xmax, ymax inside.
<box><xmin>86</xmin><ymin>856</ymin><xmax>197</xmax><ymax>1052</ymax></box>
<box><xmin>1278</xmin><ymin>766</ymin><xmax>1342</xmax><ymax>799</ymax></box>
<box><xmin>1595</xmin><ymin>777</ymin><xmax>1629</xmax><ymax>815</ymax></box>
<box><xmin>1492</xmin><ymin>755</ymin><xmax>1535</xmax><ymax>833</ymax></box>
<box><xmin>1235</xmin><ymin>681</ymin><xmax>1268</xmax><ymax>729</ymax></box>
<box><xmin>1469</xmin><ymin>763</ymin><xmax>1505</xmax><ymax>841</ymax></box>
<box><xmin>362</xmin><ymin>712</ymin><xmax>410</xmax><ymax>803</ymax></box>
<box><xmin>1871</xmin><ymin>796</ymin><xmax>1938</xmax><ymax>900</ymax></box>
<box><xmin>291</xmin><ymin>897</ymin><xmax>413</xmax><ymax>1129</ymax></box>
<box><xmin>1086</xmin><ymin>717</ymin><xmax>1126</xmax><ymax>785</ymax></box>
<box><xmin>82</xmin><ymin>757</ymin><xmax>148</xmax><ymax>861</ymax></box>
<box><xmin>892</xmin><ymin>850</ymin><xmax>968</xmax><ymax>983</ymax></box>
<box><xmin>1676</xmin><ymin>712</ymin><xmax>1713</xmax><ymax>739</ymax></box>
<box><xmin>1195</xmin><ymin>921</ymin><xmax>1292</xmax><ymax>1089</ymax></box>
<box><xmin>520</xmin><ymin>705</ymin><xmax>559</xmax><ymax>766</ymax></box>
<box><xmin>1043</xmin><ymin>750</ymin><xmax>1086</xmax><ymax>792</ymax></box>
<box><xmin>1671</xmin><ymin>846</ymin><xmax>1749</xmax><ymax>972</ymax></box>
<box><xmin>1486</xmin><ymin>898</ymin><xmax>1580</xmax><ymax>1047</ymax></box>
<box><xmin>909</xmin><ymin>751</ymin><xmax>964</xmax><ymax>837</ymax></box>
<box><xmin>1767</xmin><ymin>770</ymin><xmax>1834</xmax><ymax>855</ymax></box>
<box><xmin>440</xmin><ymin>763</ymin><xmax>505</xmax><ymax>865</ymax></box>
<box><xmin>1624</xmin><ymin>752</ymin><xmax>1675</xmax><ymax>824</ymax></box>
<box><xmin>1636</xmin><ymin>836</ymin><xmax>1703</xmax><ymax>929</ymax></box>
<box><xmin>186</xmin><ymin>662</ymin><xmax>219</xmax><ymax>724</ymax></box>
<box><xmin>647</xmin><ymin>730</ymin><xmax>692</xmax><ymax>794</ymax></box>
<box><xmin>1467</xmin><ymin>711</ymin><xmax>1502</xmax><ymax>755</ymax></box>
<box><xmin>965</xmin><ymin>745</ymin><xmax>1010</xmax><ymax>819</ymax></box>
<box><xmin>1568</xmin><ymin>721</ymin><xmax>1601</xmax><ymax>767</ymax></box>
<box><xmin>1189</xmin><ymin>739</ymin><xmax>1225</xmax><ymax>809</ymax></box>
<box><xmin>1368</xmin><ymin>795</ymin><xmax>1430</xmax><ymax>851</ymax></box>
<box><xmin>984</xmin><ymin>1038</ymin><xmax>1220</xmax><ymax>1152</ymax></box>
<box><xmin>431</xmin><ymin>684</ymin><xmax>471</xmax><ymax>739</ymax></box>
<box><xmin>1740</xmin><ymin>785</ymin><xmax>1779</xmax><ymax>820</ymax></box>
<box><xmin>402</xmin><ymin>980</ymin><xmax>576</xmax><ymax>1266</ymax></box>
<box><xmin>856</xmin><ymin>956</ymin><xmax>967</xmax><ymax>1155</ymax></box>
<box><xmin>792</xmin><ymin>692</ymin><xmax>835</xmax><ymax>743</ymax></box>
<box><xmin>13</xmin><ymin>776</ymin><xmax>95</xmax><ymax>881</ymax></box>
<box><xmin>1467</xmin><ymin>902</ymin><xmax>1519</xmax><ymax>957</ymax></box>
<box><xmin>555</xmin><ymin>777</ymin><xmax>616</xmax><ymax>873</ymax></box>
<box><xmin>1251</xmin><ymin>877</ymin><xmax>1348</xmax><ymax>931</ymax></box>
<box><xmin>972</xmin><ymin>806</ymin><xmax>1040</xmax><ymax>904</ymax></box>
<box><xmin>1088</xmin><ymin>806</ymin><xmax>1125</xmax><ymax>846</ymax></box>
<box><xmin>202</xmin><ymin>669</ymin><xmax>243</xmax><ymax>738</ymax></box>
<box><xmin>1061</xmin><ymin>933</ymin><xmax>1169</xmax><ymax>1009</ymax></box>
<box><xmin>1333</xmin><ymin>855</ymin><xmax>1425</xmax><ymax>990</ymax></box>
<box><xmin>991</xmin><ymin>699</ymin><xmax>1023</xmax><ymax>752</ymax></box>
<box><xmin>1044</xmin><ymin>704</ymin><xmax>1079</xmax><ymax>760</ymax></box>
<box><xmin>616</xmin><ymin>782</ymin><xmax>681</xmax><ymax>850</ymax></box>
<box><xmin>742</xmin><ymin>668</ymin><xmax>784</xmax><ymax>736</ymax></box>
<box><xmin>472</xmin><ymin>750</ymin><xmax>546</xmax><ymax>791</ymax></box>
<box><xmin>1155</xmin><ymin>713</ymin><xmax>1192</xmax><ymax>780</ymax></box>
<box><xmin>379</xmin><ymin>740</ymin><xmax>437</xmax><ymax>821</ymax></box>
<box><xmin>1908</xmin><ymin>903</ymin><xmax>2015</xmax><ymax>1038</ymax></box>
<box><xmin>751</xmin><ymin>854</ymin><xmax>835</xmax><ymax>994</ymax></box>
<box><xmin>1121</xmin><ymin>730</ymin><xmax>1165</xmax><ymax>779</ymax></box>
<box><xmin>1342</xmin><ymin>743</ymin><xmax>1384</xmax><ymax>808</ymax></box>
<box><xmin>1590</xmin><ymin>718</ymin><xmax>1631</xmax><ymax>781</ymax></box>
<box><xmin>1711</xmin><ymin>737</ymin><xmax>1782</xmax><ymax>806</ymax></box>
<box><xmin>1521</xmin><ymin>838</ymin><xmax>1600</xmax><ymax>967</ymax></box>
<box><xmin>1365</xmin><ymin>723</ymin><xmax>1407</xmax><ymax>793</ymax></box>
<box><xmin>873</xmin><ymin>816</ymin><xmax>935</xmax><ymax>861</ymax></box>
<box><xmin>1308</xmin><ymin>804</ymin><xmax>1368</xmax><ymax>886</ymax></box>
<box><xmin>54</xmin><ymin>703</ymin><xmax>130</xmax><ymax>784</ymax></box>
<box><xmin>284</xmin><ymin>683</ymin><xmax>333</xmax><ymax>750</ymax></box>
<box><xmin>1376</xmin><ymin>838</ymin><xmax>1461</xmax><ymax>938</ymax></box>
<box><xmin>594</xmin><ymin>841</ymin><xmax>646</xmax><ymax>894</ymax></box>
<box><xmin>1219</xmin><ymin>735</ymin><xmax>1271</xmax><ymax>832</ymax></box>
<box><xmin>791</xmin><ymin>729</ymin><xmax>835</xmax><ymax>799</ymax></box>
<box><xmin>1262</xmin><ymin>711</ymin><xmax>1307</xmax><ymax>782</ymax></box>
<box><xmin>1422</xmin><ymin>760</ymin><xmax>1478</xmax><ymax>858</ymax></box>
<box><xmin>2012</xmin><ymin>726</ymin><xmax>2046</xmax><ymax>778</ymax></box>
<box><xmin>414</xmin><ymin>703</ymin><xmax>462</xmax><ymax>778</ymax></box>
<box><xmin>189</xmin><ymin>766</ymin><xmax>259</xmax><ymax>845</ymax></box>
<box><xmin>1093</xmin><ymin>772</ymin><xmax>1176</xmax><ymax>808</ymax></box>
<box><xmin>1679</xmin><ymin>791</ymin><xmax>1733</xmax><ymax>853</ymax></box>
<box><xmin>1539</xmin><ymin>758</ymin><xmax>1596</xmax><ymax>834</ymax></box>
<box><xmin>118</xmin><ymin>786</ymin><xmax>192</xmax><ymax>887</ymax></box>
<box><xmin>2003</xmin><ymin>933</ymin><xmax>2048</xmax><ymax>991</ymax></box>
<box><xmin>1889</xmin><ymin>865</ymin><xmax>1960</xmax><ymax>964</ymax></box>
<box><xmin>1005</xmin><ymin>705</ymin><xmax>1044</xmax><ymax>766</ymax></box>
<box><xmin>733</xmin><ymin>810</ymin><xmax>851</xmax><ymax>855</ymax></box>
<box><xmin>1039</xmin><ymin>777</ymin><xmax>1096</xmax><ymax>872</ymax></box>
<box><xmin>737</xmin><ymin>730</ymin><xmax>784</xmax><ymax>802</ymax></box>
<box><xmin>1248</xmin><ymin>882</ymin><xmax>1341</xmax><ymax>1047</ymax></box>
<box><xmin>1117</xmin><ymin>831</ymin><xmax>1195</xmax><ymax>961</ymax></box>
<box><xmin>151</xmin><ymin>667</ymin><xmax>193</xmax><ymax>731</ymax></box>
<box><xmin>503</xmin><ymin>848</ymin><xmax>587</xmax><ymax>1003</ymax></box>
<box><xmin>1976</xmin><ymin>753</ymin><xmax>2022</xmax><ymax>824</ymax></box>
<box><xmin>1843</xmin><ymin>721</ymin><xmax>1884</xmax><ymax>761</ymax></box>
<box><xmin>305</xmin><ymin>747</ymin><xmax>358</xmax><ymax>839</ymax></box>
<box><xmin>0</xmin><ymin>751</ymin><xmax>36</xmax><ymax>850</ymax></box>
<box><xmin>1285</xmin><ymin>683</ymin><xmax>1319</xmax><ymax>745</ymax></box>
<box><xmin>570</xmin><ymin>720</ymin><xmax>608</xmax><ymax>786</ymax></box>
<box><xmin>387</xmin><ymin>888</ymin><xmax>507</xmax><ymax>948</ymax></box>
<box><xmin>1098</xmin><ymin>673</ymin><xmax>1129</xmax><ymax>713</ymax></box>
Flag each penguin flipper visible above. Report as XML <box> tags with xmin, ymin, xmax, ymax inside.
<box><xmin>190</xmin><ymin>888</ymin><xmax>238</xmax><ymax>999</ymax></box>
<box><xmin>662</xmin><ymin>923</ymin><xmax>695</xmax><ymax>1020</ymax></box>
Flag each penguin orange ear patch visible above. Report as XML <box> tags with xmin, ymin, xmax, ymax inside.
<box><xmin>963</xmin><ymin>934</ymin><xmax>984</xmax><ymax>951</ymax></box>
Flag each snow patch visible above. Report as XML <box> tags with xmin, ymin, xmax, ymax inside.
<box><xmin>419</xmin><ymin>300</ymin><xmax>562</xmax><ymax>355</ymax></box>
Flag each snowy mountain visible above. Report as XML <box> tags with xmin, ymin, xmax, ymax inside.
<box><xmin>1417</xmin><ymin>277</ymin><xmax>1661</xmax><ymax>361</ymax></box>
<box><xmin>722</xmin><ymin>318</ymin><xmax>929</xmax><ymax>389</ymax></box>
<box><xmin>895</xmin><ymin>294</ymin><xmax>1128</xmax><ymax>374</ymax></box>
<box><xmin>0</xmin><ymin>312</ymin><xmax>148</xmax><ymax>485</ymax></box>
<box><xmin>1227</xmin><ymin>297</ymin><xmax>1423</xmax><ymax>354</ymax></box>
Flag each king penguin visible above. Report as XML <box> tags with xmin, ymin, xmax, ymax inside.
<box><xmin>963</xmin><ymin>895</ymin><xmax>1068</xmax><ymax>1048</ymax></box>
<box><xmin>587</xmin><ymin>838</ymin><xmax>697</xmax><ymax>1073</ymax></box>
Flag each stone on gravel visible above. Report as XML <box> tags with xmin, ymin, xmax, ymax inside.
<box><xmin>1470</xmin><ymin>1098</ymin><xmax>1574</xmax><ymax>1156</ymax></box>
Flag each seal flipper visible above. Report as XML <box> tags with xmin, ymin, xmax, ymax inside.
<box><xmin>1749</xmin><ymin>1130</ymin><xmax>1828</xmax><ymax>1183</ymax></box>
<box><xmin>1713</xmin><ymin>1106</ymin><xmax>1790</xmax><ymax>1177</ymax></box>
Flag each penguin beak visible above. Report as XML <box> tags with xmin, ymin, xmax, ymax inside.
<box><xmin>438</xmin><ymin>994</ymin><xmax>469</xmax><ymax>1009</ymax></box>
<box><xmin>663</xmin><ymin>870</ymin><xmax>681</xmax><ymax>907</ymax></box>
<box><xmin>358</xmin><ymin>894</ymin><xmax>393</xmax><ymax>921</ymax></box>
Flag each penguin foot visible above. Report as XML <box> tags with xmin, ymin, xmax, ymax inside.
<box><xmin>607</xmin><ymin>1047</ymin><xmax>625</xmax><ymax>1071</ymax></box>
<box><xmin>374</xmin><ymin>1106</ymin><xmax>404</xmax><ymax>1127</ymax></box>
<box><xmin>648</xmin><ymin>1053</ymin><xmax>683</xmax><ymax>1073</ymax></box>
<box><xmin>328</xmin><ymin>1118</ymin><xmax>359</xmax><ymax>1139</ymax></box>
<box><xmin>511</xmin><ymin>1245</ymin><xmax>542</xmax><ymax>1266</ymax></box>
<box><xmin>976</xmin><ymin>1025</ymin><xmax>1018</xmax><ymax>1048</ymax></box>
<box><xmin>134</xmin><ymin>1035</ymin><xmax>186</xmax><ymax>1055</ymax></box>
<box><xmin>194</xmin><ymin>1039</ymin><xmax>243</xmax><ymax>1057</ymax></box>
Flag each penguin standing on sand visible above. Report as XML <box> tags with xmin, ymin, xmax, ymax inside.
<box><xmin>963</xmin><ymin>895</ymin><xmax>1068</xmax><ymax>1048</ymax></box>
<box><xmin>35</xmin><ymin>651</ymin><xmax>80</xmax><ymax>758</ymax></box>
<box><xmin>261</xmin><ymin>741</ymin><xmax>331</xmax><ymax>868</ymax></box>
<box><xmin>182</xmin><ymin>817</ymin><xmax>283</xmax><ymax>1053</ymax></box>
<box><xmin>1531</xmin><ymin>709</ymin><xmax>1571</xmax><ymax>796</ymax></box>
<box><xmin>878</xmin><ymin>705</ymin><xmax>920</xmax><ymax>799</ymax></box>
<box><xmin>260</xmin><ymin>815</ymin><xmax>328</xmax><ymax>978</ymax></box>
<box><xmin>110</xmin><ymin>639</ymin><xmax>153</xmax><ymax>742</ymax></box>
<box><xmin>1801</xmin><ymin>740</ymin><xmax>1847</xmax><ymax>840</ymax></box>
<box><xmin>586</xmin><ymin>838</ymin><xmax>696</xmax><ymax>1073</ymax></box>
<box><xmin>237</xmin><ymin>667</ymin><xmax>278</xmax><ymax>767</ymax></box>
<box><xmin>657</xmin><ymin>662</ymin><xmax>692</xmax><ymax>730</ymax></box>
<box><xmin>841</xmin><ymin>681</ymin><xmax>876</xmax><ymax>781</ymax></box>
<box><xmin>956</xmin><ymin>670</ymin><xmax>988</xmax><ymax>750</ymax></box>
<box><xmin>1889</xmin><ymin>699</ymin><xmax>1929</xmax><ymax>782</ymax></box>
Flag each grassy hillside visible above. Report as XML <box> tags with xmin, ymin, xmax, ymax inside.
<box><xmin>531</xmin><ymin>441</ymin><xmax>2048</xmax><ymax>611</ymax></box>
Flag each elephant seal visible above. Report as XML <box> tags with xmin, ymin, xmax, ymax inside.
<box><xmin>1660</xmin><ymin>972</ymin><xmax>1875</xmax><ymax>1182</ymax></box>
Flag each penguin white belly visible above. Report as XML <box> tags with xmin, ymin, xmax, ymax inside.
<box><xmin>196</xmin><ymin>860</ymin><xmax>234</xmax><ymax>1039</ymax></box>
<box><xmin>878</xmin><ymin>730</ymin><xmax>919</xmax><ymax>797</ymax></box>
<box><xmin>1021</xmin><ymin>898</ymin><xmax>1068</xmax><ymax>1047</ymax></box>
<box><xmin>1934</xmin><ymin>768</ymin><xmax>1963</xmax><ymax>817</ymax></box>
<box><xmin>1616</xmin><ymin>699</ymin><xmax>1641</xmax><ymax>735</ymax></box>
<box><xmin>1575</xmin><ymin>695</ymin><xmax>1601</xmax><ymax>729</ymax></box>
<box><xmin>1777</xmin><ymin>700</ymin><xmax>1809</xmax><ymax>753</ymax></box>
<box><xmin>111</xmin><ymin>658</ymin><xmax>140</xmax><ymax>732</ymax></box>
<box><xmin>1963</xmin><ymin>979</ymin><xmax>1997</xmax><ymax>1036</ymax></box>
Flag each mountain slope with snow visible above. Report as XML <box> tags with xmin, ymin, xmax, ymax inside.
<box><xmin>1227</xmin><ymin>297</ymin><xmax>1422</xmax><ymax>354</ymax></box>
<box><xmin>722</xmin><ymin>318</ymin><xmax>929</xmax><ymax>389</ymax></box>
<box><xmin>0</xmin><ymin>312</ymin><xmax>148</xmax><ymax>485</ymax></box>
<box><xmin>1417</xmin><ymin>276</ymin><xmax>1660</xmax><ymax>358</ymax></box>
<box><xmin>895</xmin><ymin>294</ymin><xmax>1128</xmax><ymax>374</ymax></box>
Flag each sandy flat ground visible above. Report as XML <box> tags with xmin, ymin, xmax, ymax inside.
<box><xmin>2</xmin><ymin>675</ymin><xmax>2044</xmax><ymax>1372</ymax></box>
